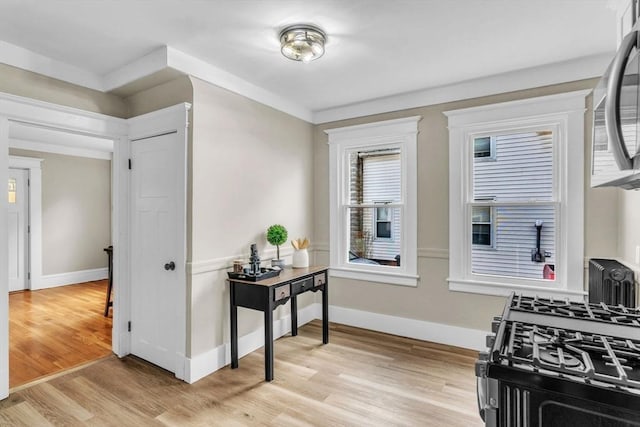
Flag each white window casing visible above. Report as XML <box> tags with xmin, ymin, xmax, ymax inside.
<box><xmin>444</xmin><ymin>91</ymin><xmax>589</xmax><ymax>300</ymax></box>
<box><xmin>325</xmin><ymin>116</ymin><xmax>420</xmax><ymax>287</ymax></box>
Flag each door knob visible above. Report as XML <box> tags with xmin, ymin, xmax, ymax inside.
<box><xmin>164</xmin><ymin>261</ymin><xmax>176</xmax><ymax>271</ymax></box>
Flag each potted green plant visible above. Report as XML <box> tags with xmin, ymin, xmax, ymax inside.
<box><xmin>266</xmin><ymin>224</ymin><xmax>288</xmax><ymax>269</ymax></box>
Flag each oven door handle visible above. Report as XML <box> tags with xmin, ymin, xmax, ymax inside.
<box><xmin>605</xmin><ymin>30</ymin><xmax>637</xmax><ymax>171</ymax></box>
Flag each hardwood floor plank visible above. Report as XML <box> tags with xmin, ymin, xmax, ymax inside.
<box><xmin>0</xmin><ymin>401</ymin><xmax>55</xmax><ymax>427</ymax></box>
<box><xmin>20</xmin><ymin>382</ymin><xmax>93</xmax><ymax>424</ymax></box>
<box><xmin>9</xmin><ymin>281</ymin><xmax>113</xmax><ymax>388</ymax></box>
<box><xmin>1</xmin><ymin>320</ymin><xmax>483</xmax><ymax>426</ymax></box>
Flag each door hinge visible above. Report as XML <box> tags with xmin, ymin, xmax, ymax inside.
<box><xmin>128</xmin><ymin>321</ymin><xmax>132</xmax><ymax>332</ymax></box>
<box><xmin>27</xmin><ymin>179</ymin><xmax>30</xmax><ymax>187</ymax></box>
<box><xmin>128</xmin><ymin>158</ymin><xmax>132</xmax><ymax>170</ymax></box>
<box><xmin>27</xmin><ymin>225</ymin><xmax>30</xmax><ymax>233</ymax></box>
<box><xmin>27</xmin><ymin>272</ymin><xmax>30</xmax><ymax>280</ymax></box>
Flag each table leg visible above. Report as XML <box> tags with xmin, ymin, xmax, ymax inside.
<box><xmin>103</xmin><ymin>274</ymin><xmax>113</xmax><ymax>317</ymax></box>
<box><xmin>264</xmin><ymin>307</ymin><xmax>274</xmax><ymax>381</ymax></box>
<box><xmin>291</xmin><ymin>295</ymin><xmax>298</xmax><ymax>336</ymax></box>
<box><xmin>230</xmin><ymin>284</ymin><xmax>238</xmax><ymax>369</ymax></box>
<box><xmin>322</xmin><ymin>283</ymin><xmax>329</xmax><ymax>344</ymax></box>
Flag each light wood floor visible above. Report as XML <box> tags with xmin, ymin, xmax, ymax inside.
<box><xmin>0</xmin><ymin>321</ymin><xmax>483</xmax><ymax>426</ymax></box>
<box><xmin>9</xmin><ymin>281</ymin><xmax>112</xmax><ymax>388</ymax></box>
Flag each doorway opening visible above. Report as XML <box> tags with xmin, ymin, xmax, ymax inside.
<box><xmin>7</xmin><ymin>135</ymin><xmax>116</xmax><ymax>389</ymax></box>
<box><xmin>1</xmin><ymin>96</ymin><xmax>190</xmax><ymax>399</ymax></box>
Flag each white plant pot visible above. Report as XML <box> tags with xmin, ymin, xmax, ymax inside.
<box><xmin>292</xmin><ymin>249</ymin><xmax>309</xmax><ymax>268</ymax></box>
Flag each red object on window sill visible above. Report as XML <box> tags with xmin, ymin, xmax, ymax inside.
<box><xmin>543</xmin><ymin>264</ymin><xmax>555</xmax><ymax>280</ymax></box>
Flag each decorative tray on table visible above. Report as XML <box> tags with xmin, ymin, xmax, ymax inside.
<box><xmin>227</xmin><ymin>267</ymin><xmax>281</xmax><ymax>282</ymax></box>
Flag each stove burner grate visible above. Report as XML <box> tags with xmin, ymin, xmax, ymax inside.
<box><xmin>510</xmin><ymin>294</ymin><xmax>640</xmax><ymax>326</ymax></box>
<box><xmin>500</xmin><ymin>322</ymin><xmax>640</xmax><ymax>391</ymax></box>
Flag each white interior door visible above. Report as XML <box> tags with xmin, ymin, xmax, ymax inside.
<box><xmin>130</xmin><ymin>132</ymin><xmax>183</xmax><ymax>373</ymax></box>
<box><xmin>8</xmin><ymin>168</ymin><xmax>28</xmax><ymax>292</ymax></box>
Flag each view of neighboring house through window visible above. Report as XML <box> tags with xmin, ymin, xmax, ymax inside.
<box><xmin>445</xmin><ymin>91</ymin><xmax>586</xmax><ymax>298</ymax></box>
<box><xmin>326</xmin><ymin>116</ymin><xmax>419</xmax><ymax>287</ymax></box>
<box><xmin>471</xmin><ymin>131</ymin><xmax>556</xmax><ymax>280</ymax></box>
<box><xmin>348</xmin><ymin>148</ymin><xmax>401</xmax><ymax>265</ymax></box>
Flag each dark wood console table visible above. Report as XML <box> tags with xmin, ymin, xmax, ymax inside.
<box><xmin>228</xmin><ymin>265</ymin><xmax>328</xmax><ymax>381</ymax></box>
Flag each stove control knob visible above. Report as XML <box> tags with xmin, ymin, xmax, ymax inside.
<box><xmin>486</xmin><ymin>335</ymin><xmax>496</xmax><ymax>348</ymax></box>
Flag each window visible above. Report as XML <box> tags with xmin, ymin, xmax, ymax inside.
<box><xmin>444</xmin><ymin>91</ymin><xmax>588</xmax><ymax>299</ymax></box>
<box><xmin>8</xmin><ymin>178</ymin><xmax>16</xmax><ymax>204</ymax></box>
<box><xmin>375</xmin><ymin>204</ymin><xmax>392</xmax><ymax>239</ymax></box>
<box><xmin>326</xmin><ymin>116</ymin><xmax>419</xmax><ymax>286</ymax></box>
<box><xmin>473</xmin><ymin>136</ymin><xmax>494</xmax><ymax>159</ymax></box>
<box><xmin>472</xmin><ymin>206</ymin><xmax>492</xmax><ymax>246</ymax></box>
<box><xmin>471</xmin><ymin>130</ymin><xmax>556</xmax><ymax>280</ymax></box>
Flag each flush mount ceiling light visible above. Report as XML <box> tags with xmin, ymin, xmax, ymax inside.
<box><xmin>279</xmin><ymin>24</ymin><xmax>326</xmax><ymax>62</ymax></box>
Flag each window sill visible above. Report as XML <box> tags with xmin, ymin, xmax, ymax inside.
<box><xmin>330</xmin><ymin>267</ymin><xmax>418</xmax><ymax>287</ymax></box>
<box><xmin>448</xmin><ymin>278</ymin><xmax>586</xmax><ymax>301</ymax></box>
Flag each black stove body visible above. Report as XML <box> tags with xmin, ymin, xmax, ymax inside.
<box><xmin>476</xmin><ymin>294</ymin><xmax>640</xmax><ymax>426</ymax></box>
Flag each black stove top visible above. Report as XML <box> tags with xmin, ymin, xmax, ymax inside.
<box><xmin>491</xmin><ymin>294</ymin><xmax>640</xmax><ymax>393</ymax></box>
<box><xmin>478</xmin><ymin>294</ymin><xmax>640</xmax><ymax>426</ymax></box>
<box><xmin>497</xmin><ymin>321</ymin><xmax>640</xmax><ymax>393</ymax></box>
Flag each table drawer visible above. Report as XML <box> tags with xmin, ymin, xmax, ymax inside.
<box><xmin>274</xmin><ymin>284</ymin><xmax>290</xmax><ymax>301</ymax></box>
<box><xmin>291</xmin><ymin>277</ymin><xmax>314</xmax><ymax>295</ymax></box>
<box><xmin>314</xmin><ymin>273</ymin><xmax>326</xmax><ymax>288</ymax></box>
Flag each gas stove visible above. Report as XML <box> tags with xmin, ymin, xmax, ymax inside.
<box><xmin>476</xmin><ymin>294</ymin><xmax>640</xmax><ymax>426</ymax></box>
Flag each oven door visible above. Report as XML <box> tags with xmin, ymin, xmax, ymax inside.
<box><xmin>592</xmin><ymin>30</ymin><xmax>640</xmax><ymax>188</ymax></box>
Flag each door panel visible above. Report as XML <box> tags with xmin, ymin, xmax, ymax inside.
<box><xmin>8</xmin><ymin>169</ymin><xmax>28</xmax><ymax>292</ymax></box>
<box><xmin>130</xmin><ymin>132</ymin><xmax>181</xmax><ymax>373</ymax></box>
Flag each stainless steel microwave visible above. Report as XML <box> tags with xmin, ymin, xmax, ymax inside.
<box><xmin>592</xmin><ymin>27</ymin><xmax>640</xmax><ymax>189</ymax></box>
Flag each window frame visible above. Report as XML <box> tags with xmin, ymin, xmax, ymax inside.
<box><xmin>326</xmin><ymin>116</ymin><xmax>420</xmax><ymax>287</ymax></box>
<box><xmin>444</xmin><ymin>91</ymin><xmax>588</xmax><ymax>300</ymax></box>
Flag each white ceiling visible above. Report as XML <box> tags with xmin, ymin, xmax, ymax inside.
<box><xmin>0</xmin><ymin>0</ymin><xmax>619</xmax><ymax>123</ymax></box>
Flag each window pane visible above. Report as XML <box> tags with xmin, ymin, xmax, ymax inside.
<box><xmin>473</xmin><ymin>131</ymin><xmax>553</xmax><ymax>201</ymax></box>
<box><xmin>376</xmin><ymin>221</ymin><xmax>391</xmax><ymax>239</ymax></box>
<box><xmin>472</xmin><ymin>206</ymin><xmax>490</xmax><ymax>223</ymax></box>
<box><xmin>349</xmin><ymin>148</ymin><xmax>401</xmax><ymax>204</ymax></box>
<box><xmin>472</xmin><ymin>224</ymin><xmax>491</xmax><ymax>245</ymax></box>
<box><xmin>348</xmin><ymin>206</ymin><xmax>401</xmax><ymax>267</ymax></box>
<box><xmin>471</xmin><ymin>205</ymin><xmax>555</xmax><ymax>281</ymax></box>
<box><xmin>8</xmin><ymin>178</ymin><xmax>16</xmax><ymax>204</ymax></box>
<box><xmin>474</xmin><ymin>137</ymin><xmax>491</xmax><ymax>158</ymax></box>
<box><xmin>376</xmin><ymin>206</ymin><xmax>389</xmax><ymax>221</ymax></box>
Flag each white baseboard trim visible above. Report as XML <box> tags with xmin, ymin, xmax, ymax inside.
<box><xmin>185</xmin><ymin>303</ymin><xmax>320</xmax><ymax>384</ymax></box>
<box><xmin>328</xmin><ymin>304</ymin><xmax>488</xmax><ymax>352</ymax></box>
<box><xmin>34</xmin><ymin>267</ymin><xmax>108</xmax><ymax>290</ymax></box>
